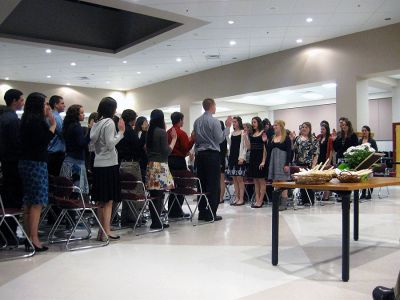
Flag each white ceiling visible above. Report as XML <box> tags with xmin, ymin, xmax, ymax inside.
<box><xmin>1</xmin><ymin>0</ymin><xmax>400</xmax><ymax>90</ymax></box>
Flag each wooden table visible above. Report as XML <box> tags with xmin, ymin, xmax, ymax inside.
<box><xmin>271</xmin><ymin>177</ymin><xmax>400</xmax><ymax>282</ymax></box>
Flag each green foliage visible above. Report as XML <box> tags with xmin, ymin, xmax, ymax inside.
<box><xmin>344</xmin><ymin>147</ymin><xmax>372</xmax><ymax>169</ymax></box>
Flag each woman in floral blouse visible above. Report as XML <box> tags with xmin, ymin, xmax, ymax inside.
<box><xmin>293</xmin><ymin>122</ymin><xmax>320</xmax><ymax>205</ymax></box>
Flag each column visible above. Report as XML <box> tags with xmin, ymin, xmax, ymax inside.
<box><xmin>356</xmin><ymin>79</ymin><xmax>369</xmax><ymax>131</ymax></box>
<box><xmin>188</xmin><ymin>103</ymin><xmax>203</xmax><ymax>133</ymax></box>
<box><xmin>336</xmin><ymin>77</ymin><xmax>357</xmax><ymax>130</ymax></box>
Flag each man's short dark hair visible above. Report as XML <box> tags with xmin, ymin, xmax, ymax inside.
<box><xmin>171</xmin><ymin>111</ymin><xmax>184</xmax><ymax>125</ymax></box>
<box><xmin>49</xmin><ymin>95</ymin><xmax>63</xmax><ymax>109</ymax></box>
<box><xmin>202</xmin><ymin>98</ymin><xmax>215</xmax><ymax>111</ymax></box>
<box><xmin>4</xmin><ymin>89</ymin><xmax>23</xmax><ymax>106</ymax></box>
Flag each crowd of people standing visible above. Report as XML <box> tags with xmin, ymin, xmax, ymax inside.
<box><xmin>0</xmin><ymin>90</ymin><xmax>380</xmax><ymax>250</ymax></box>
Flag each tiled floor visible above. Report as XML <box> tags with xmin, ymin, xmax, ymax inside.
<box><xmin>1</xmin><ymin>188</ymin><xmax>400</xmax><ymax>300</ymax></box>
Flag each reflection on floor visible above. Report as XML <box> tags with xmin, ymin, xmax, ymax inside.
<box><xmin>1</xmin><ymin>188</ymin><xmax>400</xmax><ymax>300</ymax></box>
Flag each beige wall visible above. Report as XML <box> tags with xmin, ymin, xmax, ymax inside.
<box><xmin>274</xmin><ymin>104</ymin><xmax>336</xmax><ymax>136</ymax></box>
<box><xmin>369</xmin><ymin>98</ymin><xmax>392</xmax><ymax>141</ymax></box>
<box><xmin>126</xmin><ymin>23</ymin><xmax>400</xmax><ymax>129</ymax></box>
<box><xmin>0</xmin><ymin>80</ymin><xmax>127</xmax><ymax>114</ymax></box>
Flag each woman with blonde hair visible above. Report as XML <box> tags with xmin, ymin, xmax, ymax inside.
<box><xmin>268</xmin><ymin>120</ymin><xmax>292</xmax><ymax>211</ymax></box>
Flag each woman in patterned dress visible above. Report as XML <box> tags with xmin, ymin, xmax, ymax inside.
<box><xmin>145</xmin><ymin>109</ymin><xmax>177</xmax><ymax>229</ymax></box>
<box><xmin>293</xmin><ymin>122</ymin><xmax>320</xmax><ymax>205</ymax></box>
<box><xmin>19</xmin><ymin>92</ymin><xmax>56</xmax><ymax>251</ymax></box>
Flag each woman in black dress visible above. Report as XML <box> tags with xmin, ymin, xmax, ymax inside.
<box><xmin>226</xmin><ymin>116</ymin><xmax>247</xmax><ymax>206</ymax></box>
<box><xmin>359</xmin><ymin>125</ymin><xmax>378</xmax><ymax>199</ymax></box>
<box><xmin>332</xmin><ymin>118</ymin><xmax>358</xmax><ymax>164</ymax></box>
<box><xmin>245</xmin><ymin>117</ymin><xmax>266</xmax><ymax>208</ymax></box>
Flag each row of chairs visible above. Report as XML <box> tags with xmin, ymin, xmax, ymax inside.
<box><xmin>0</xmin><ymin>169</ymin><xmax>212</xmax><ymax>260</ymax></box>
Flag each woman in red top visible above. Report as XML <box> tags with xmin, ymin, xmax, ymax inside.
<box><xmin>166</xmin><ymin>112</ymin><xmax>195</xmax><ymax>218</ymax></box>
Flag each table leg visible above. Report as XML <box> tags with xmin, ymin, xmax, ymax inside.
<box><xmin>353</xmin><ymin>190</ymin><xmax>359</xmax><ymax>241</ymax></box>
<box><xmin>272</xmin><ymin>189</ymin><xmax>281</xmax><ymax>266</ymax></box>
<box><xmin>341</xmin><ymin>192</ymin><xmax>351</xmax><ymax>282</ymax></box>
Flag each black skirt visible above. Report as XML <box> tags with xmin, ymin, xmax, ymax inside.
<box><xmin>92</xmin><ymin>165</ymin><xmax>120</xmax><ymax>203</ymax></box>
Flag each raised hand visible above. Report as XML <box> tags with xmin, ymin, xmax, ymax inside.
<box><xmin>170</xmin><ymin>127</ymin><xmax>177</xmax><ymax>140</ymax></box>
<box><xmin>118</xmin><ymin>119</ymin><xmax>126</xmax><ymax>133</ymax></box>
<box><xmin>225</xmin><ymin>116</ymin><xmax>233</xmax><ymax>128</ymax></box>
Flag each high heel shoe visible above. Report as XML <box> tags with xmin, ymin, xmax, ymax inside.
<box><xmin>24</xmin><ymin>240</ymin><xmax>48</xmax><ymax>252</ymax></box>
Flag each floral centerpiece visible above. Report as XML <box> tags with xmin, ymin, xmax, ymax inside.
<box><xmin>339</xmin><ymin>143</ymin><xmax>376</xmax><ymax>170</ymax></box>
<box><xmin>337</xmin><ymin>143</ymin><xmax>376</xmax><ymax>182</ymax></box>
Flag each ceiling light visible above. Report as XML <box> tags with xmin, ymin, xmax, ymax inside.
<box><xmin>46</xmin><ymin>75</ymin><xmax>52</xmax><ymax>78</ymax></box>
<box><xmin>278</xmin><ymin>90</ymin><xmax>294</xmax><ymax>95</ymax></box>
<box><xmin>106</xmin><ymin>81</ymin><xmax>110</xmax><ymax>84</ymax></box>
<box><xmin>229</xmin><ymin>40</ymin><xmax>237</xmax><ymax>46</ymax></box>
<box><xmin>66</xmin><ymin>83</ymin><xmax>71</xmax><ymax>86</ymax></box>
<box><xmin>302</xmin><ymin>92</ymin><xmax>323</xmax><ymax>100</ymax></box>
<box><xmin>322</xmin><ymin>83</ymin><xmax>337</xmax><ymax>88</ymax></box>
<box><xmin>5</xmin><ymin>77</ymin><xmax>9</xmax><ymax>80</ymax></box>
<box><xmin>306</xmin><ymin>17</ymin><xmax>313</xmax><ymax>23</ymax></box>
<box><xmin>45</xmin><ymin>49</ymin><xmax>52</xmax><ymax>54</ymax></box>
<box><xmin>176</xmin><ymin>58</ymin><xmax>182</xmax><ymax>62</ymax></box>
<box><xmin>136</xmin><ymin>71</ymin><xmax>141</xmax><ymax>74</ymax></box>
<box><xmin>296</xmin><ymin>39</ymin><xmax>303</xmax><ymax>44</ymax></box>
<box><xmin>228</xmin><ymin>20</ymin><xmax>234</xmax><ymax>25</ymax></box>
<box><xmin>122</xmin><ymin>60</ymin><xmax>127</xmax><ymax>64</ymax></box>
<box><xmin>70</xmin><ymin>62</ymin><xmax>76</xmax><ymax>66</ymax></box>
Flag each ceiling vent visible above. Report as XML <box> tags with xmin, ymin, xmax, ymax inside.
<box><xmin>77</xmin><ymin>76</ymin><xmax>90</xmax><ymax>80</ymax></box>
<box><xmin>205</xmin><ymin>54</ymin><xmax>220</xmax><ymax>60</ymax></box>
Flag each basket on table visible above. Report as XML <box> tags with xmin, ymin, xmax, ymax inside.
<box><xmin>337</xmin><ymin>171</ymin><xmax>362</xmax><ymax>183</ymax></box>
<box><xmin>292</xmin><ymin>173</ymin><xmax>333</xmax><ymax>185</ymax></box>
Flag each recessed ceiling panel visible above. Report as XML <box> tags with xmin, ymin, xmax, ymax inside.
<box><xmin>0</xmin><ymin>0</ymin><xmax>182</xmax><ymax>53</ymax></box>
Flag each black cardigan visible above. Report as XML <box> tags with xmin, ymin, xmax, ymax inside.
<box><xmin>333</xmin><ymin>133</ymin><xmax>358</xmax><ymax>160</ymax></box>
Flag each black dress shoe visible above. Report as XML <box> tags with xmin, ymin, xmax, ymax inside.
<box><xmin>169</xmin><ymin>213</ymin><xmax>191</xmax><ymax>219</ymax></box>
<box><xmin>108</xmin><ymin>235</ymin><xmax>120</xmax><ymax>240</ymax></box>
<box><xmin>198</xmin><ymin>215</ymin><xmax>222</xmax><ymax>222</ymax></box>
<box><xmin>372</xmin><ymin>286</ymin><xmax>395</xmax><ymax>300</ymax></box>
<box><xmin>150</xmin><ymin>223</ymin><xmax>169</xmax><ymax>229</ymax></box>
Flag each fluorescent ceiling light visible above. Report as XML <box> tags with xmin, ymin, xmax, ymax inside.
<box><xmin>296</xmin><ymin>39</ymin><xmax>303</xmax><ymax>44</ymax></box>
<box><xmin>302</xmin><ymin>92</ymin><xmax>323</xmax><ymax>100</ymax></box>
<box><xmin>66</xmin><ymin>83</ymin><xmax>71</xmax><ymax>86</ymax></box>
<box><xmin>176</xmin><ymin>57</ymin><xmax>182</xmax><ymax>62</ymax></box>
<box><xmin>322</xmin><ymin>83</ymin><xmax>337</xmax><ymax>88</ymax></box>
<box><xmin>5</xmin><ymin>77</ymin><xmax>9</xmax><ymax>80</ymax></box>
<box><xmin>217</xmin><ymin>106</ymin><xmax>232</xmax><ymax>112</ymax></box>
<box><xmin>229</xmin><ymin>40</ymin><xmax>237</xmax><ymax>46</ymax></box>
<box><xmin>70</xmin><ymin>62</ymin><xmax>76</xmax><ymax>66</ymax></box>
<box><xmin>45</xmin><ymin>49</ymin><xmax>52</xmax><ymax>53</ymax></box>
<box><xmin>136</xmin><ymin>71</ymin><xmax>141</xmax><ymax>74</ymax></box>
<box><xmin>46</xmin><ymin>75</ymin><xmax>52</xmax><ymax>78</ymax></box>
<box><xmin>123</xmin><ymin>60</ymin><xmax>127</xmax><ymax>64</ymax></box>
<box><xmin>306</xmin><ymin>17</ymin><xmax>313</xmax><ymax>23</ymax></box>
<box><xmin>228</xmin><ymin>20</ymin><xmax>234</xmax><ymax>25</ymax></box>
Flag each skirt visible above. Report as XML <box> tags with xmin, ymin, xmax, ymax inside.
<box><xmin>226</xmin><ymin>164</ymin><xmax>247</xmax><ymax>177</ymax></box>
<box><xmin>146</xmin><ymin>161</ymin><xmax>174</xmax><ymax>191</ymax></box>
<box><xmin>92</xmin><ymin>165</ymin><xmax>120</xmax><ymax>203</ymax></box>
<box><xmin>60</xmin><ymin>156</ymin><xmax>89</xmax><ymax>194</ymax></box>
<box><xmin>18</xmin><ymin>160</ymin><xmax>48</xmax><ymax>206</ymax></box>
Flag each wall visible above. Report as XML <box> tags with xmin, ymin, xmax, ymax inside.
<box><xmin>274</xmin><ymin>104</ymin><xmax>336</xmax><ymax>135</ymax></box>
<box><xmin>126</xmin><ymin>23</ymin><xmax>400</xmax><ymax>128</ymax></box>
<box><xmin>369</xmin><ymin>98</ymin><xmax>392</xmax><ymax>141</ymax></box>
<box><xmin>0</xmin><ymin>80</ymin><xmax>127</xmax><ymax>114</ymax></box>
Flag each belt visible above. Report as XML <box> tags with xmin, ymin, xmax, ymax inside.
<box><xmin>198</xmin><ymin>150</ymin><xmax>219</xmax><ymax>154</ymax></box>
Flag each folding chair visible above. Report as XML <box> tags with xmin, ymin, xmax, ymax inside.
<box><xmin>373</xmin><ymin>164</ymin><xmax>392</xmax><ymax>199</ymax></box>
<box><xmin>170</xmin><ymin>170</ymin><xmax>214</xmax><ymax>226</ymax></box>
<box><xmin>120</xmin><ymin>172</ymin><xmax>164</xmax><ymax>235</ymax></box>
<box><xmin>47</xmin><ymin>176</ymin><xmax>109</xmax><ymax>251</ymax></box>
<box><xmin>0</xmin><ymin>195</ymin><xmax>35</xmax><ymax>260</ymax></box>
